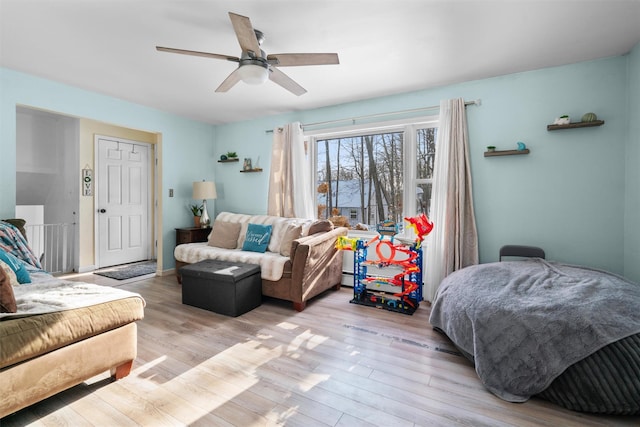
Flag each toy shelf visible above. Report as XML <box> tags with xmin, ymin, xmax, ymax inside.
<box><xmin>350</xmin><ymin>238</ymin><xmax>423</xmax><ymax>315</ymax></box>
<box><xmin>547</xmin><ymin>120</ymin><xmax>604</xmax><ymax>131</ymax></box>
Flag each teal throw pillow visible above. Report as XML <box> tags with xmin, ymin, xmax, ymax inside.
<box><xmin>0</xmin><ymin>249</ymin><xmax>31</xmax><ymax>284</ymax></box>
<box><xmin>242</xmin><ymin>223</ymin><xmax>272</xmax><ymax>253</ymax></box>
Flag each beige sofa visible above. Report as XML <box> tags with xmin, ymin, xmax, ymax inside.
<box><xmin>0</xmin><ymin>219</ymin><xmax>146</xmax><ymax>418</ymax></box>
<box><xmin>0</xmin><ymin>276</ymin><xmax>144</xmax><ymax>418</ymax></box>
<box><xmin>174</xmin><ymin>212</ymin><xmax>348</xmax><ymax>311</ymax></box>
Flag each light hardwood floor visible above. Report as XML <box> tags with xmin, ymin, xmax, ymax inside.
<box><xmin>2</xmin><ymin>273</ymin><xmax>638</xmax><ymax>426</ymax></box>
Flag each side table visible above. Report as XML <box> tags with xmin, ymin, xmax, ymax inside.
<box><xmin>175</xmin><ymin>227</ymin><xmax>211</xmax><ymax>246</ymax></box>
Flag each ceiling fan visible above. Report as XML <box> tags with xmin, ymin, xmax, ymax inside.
<box><xmin>156</xmin><ymin>12</ymin><xmax>339</xmax><ymax>96</ymax></box>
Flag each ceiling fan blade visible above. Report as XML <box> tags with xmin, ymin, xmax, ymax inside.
<box><xmin>156</xmin><ymin>46</ymin><xmax>239</xmax><ymax>63</ymax></box>
<box><xmin>215</xmin><ymin>68</ymin><xmax>242</xmax><ymax>92</ymax></box>
<box><xmin>268</xmin><ymin>67</ymin><xmax>307</xmax><ymax>96</ymax></box>
<box><xmin>228</xmin><ymin>12</ymin><xmax>261</xmax><ymax>56</ymax></box>
<box><xmin>267</xmin><ymin>53</ymin><xmax>339</xmax><ymax>67</ymax></box>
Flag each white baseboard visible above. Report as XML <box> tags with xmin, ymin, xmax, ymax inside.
<box><xmin>159</xmin><ymin>268</ymin><xmax>176</xmax><ymax>277</ymax></box>
<box><xmin>77</xmin><ymin>265</ymin><xmax>96</xmax><ymax>273</ymax></box>
<box><xmin>341</xmin><ymin>272</ymin><xmax>354</xmax><ymax>286</ymax></box>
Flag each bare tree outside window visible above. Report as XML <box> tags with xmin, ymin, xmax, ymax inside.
<box><xmin>416</xmin><ymin>127</ymin><xmax>437</xmax><ymax>217</ymax></box>
<box><xmin>316</xmin><ymin>131</ymin><xmax>404</xmax><ymax>228</ymax></box>
<box><xmin>314</xmin><ymin>121</ymin><xmax>437</xmax><ymax>230</ymax></box>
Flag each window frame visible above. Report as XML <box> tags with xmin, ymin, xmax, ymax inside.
<box><xmin>306</xmin><ymin>115</ymin><xmax>439</xmax><ymax>231</ymax></box>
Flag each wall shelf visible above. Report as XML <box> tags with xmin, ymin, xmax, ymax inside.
<box><xmin>218</xmin><ymin>158</ymin><xmax>239</xmax><ymax>163</ymax></box>
<box><xmin>484</xmin><ymin>149</ymin><xmax>530</xmax><ymax>157</ymax></box>
<box><xmin>547</xmin><ymin>120</ymin><xmax>604</xmax><ymax>131</ymax></box>
<box><xmin>240</xmin><ymin>168</ymin><xmax>263</xmax><ymax>173</ymax></box>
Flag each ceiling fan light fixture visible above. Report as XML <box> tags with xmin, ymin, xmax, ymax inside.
<box><xmin>158</xmin><ymin>12</ymin><xmax>338</xmax><ymax>95</ymax></box>
<box><xmin>238</xmin><ymin>63</ymin><xmax>269</xmax><ymax>85</ymax></box>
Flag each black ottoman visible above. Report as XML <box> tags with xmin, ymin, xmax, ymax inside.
<box><xmin>180</xmin><ymin>259</ymin><xmax>262</xmax><ymax>317</ymax></box>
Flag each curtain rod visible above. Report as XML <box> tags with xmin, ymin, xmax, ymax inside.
<box><xmin>265</xmin><ymin>99</ymin><xmax>481</xmax><ymax>134</ymax></box>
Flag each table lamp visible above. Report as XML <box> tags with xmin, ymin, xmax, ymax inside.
<box><xmin>192</xmin><ymin>181</ymin><xmax>217</xmax><ymax>227</ymax></box>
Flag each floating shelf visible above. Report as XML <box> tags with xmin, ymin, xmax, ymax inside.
<box><xmin>240</xmin><ymin>168</ymin><xmax>263</xmax><ymax>173</ymax></box>
<box><xmin>218</xmin><ymin>158</ymin><xmax>239</xmax><ymax>163</ymax></box>
<box><xmin>484</xmin><ymin>149</ymin><xmax>530</xmax><ymax>157</ymax></box>
<box><xmin>547</xmin><ymin>120</ymin><xmax>604</xmax><ymax>131</ymax></box>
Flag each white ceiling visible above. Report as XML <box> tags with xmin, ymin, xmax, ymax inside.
<box><xmin>2</xmin><ymin>0</ymin><xmax>639</xmax><ymax>125</ymax></box>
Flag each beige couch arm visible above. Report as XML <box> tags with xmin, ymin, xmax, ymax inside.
<box><xmin>289</xmin><ymin>227</ymin><xmax>348</xmax><ymax>307</ymax></box>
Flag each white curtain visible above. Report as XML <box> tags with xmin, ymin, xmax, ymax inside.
<box><xmin>267</xmin><ymin>122</ymin><xmax>314</xmax><ymax>219</ymax></box>
<box><xmin>425</xmin><ymin>98</ymin><xmax>479</xmax><ymax>302</ymax></box>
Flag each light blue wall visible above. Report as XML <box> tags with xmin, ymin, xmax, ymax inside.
<box><xmin>2</xmin><ymin>49</ymin><xmax>636</xmax><ymax>277</ymax></box>
<box><xmin>625</xmin><ymin>43</ymin><xmax>640</xmax><ymax>282</ymax></box>
<box><xmin>0</xmin><ymin>67</ymin><xmax>215</xmax><ymax>269</ymax></box>
<box><xmin>469</xmin><ymin>58</ymin><xmax>627</xmax><ymax>274</ymax></box>
<box><xmin>215</xmin><ymin>55</ymin><xmax>633</xmax><ymax>276</ymax></box>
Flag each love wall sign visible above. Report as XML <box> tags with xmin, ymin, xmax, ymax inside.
<box><xmin>82</xmin><ymin>168</ymin><xmax>93</xmax><ymax>196</ymax></box>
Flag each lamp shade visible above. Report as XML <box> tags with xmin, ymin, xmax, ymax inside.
<box><xmin>192</xmin><ymin>181</ymin><xmax>217</xmax><ymax>200</ymax></box>
<box><xmin>238</xmin><ymin>64</ymin><xmax>269</xmax><ymax>85</ymax></box>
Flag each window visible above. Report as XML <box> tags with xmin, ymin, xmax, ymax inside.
<box><xmin>415</xmin><ymin>127</ymin><xmax>437</xmax><ymax>218</ymax></box>
<box><xmin>309</xmin><ymin>117</ymin><xmax>438</xmax><ymax>230</ymax></box>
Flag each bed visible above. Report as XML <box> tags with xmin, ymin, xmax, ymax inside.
<box><xmin>0</xmin><ymin>220</ymin><xmax>145</xmax><ymax>418</ymax></box>
<box><xmin>429</xmin><ymin>248</ymin><xmax>640</xmax><ymax>415</ymax></box>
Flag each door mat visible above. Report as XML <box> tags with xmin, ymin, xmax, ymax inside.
<box><xmin>94</xmin><ymin>260</ymin><xmax>156</xmax><ymax>280</ymax></box>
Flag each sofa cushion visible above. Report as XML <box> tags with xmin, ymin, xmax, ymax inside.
<box><xmin>239</xmin><ymin>215</ymin><xmax>293</xmax><ymax>253</ymax></box>
<box><xmin>0</xmin><ymin>264</ymin><xmax>17</xmax><ymax>313</ymax></box>
<box><xmin>0</xmin><ymin>250</ymin><xmax>31</xmax><ymax>284</ymax></box>
<box><xmin>242</xmin><ymin>224</ymin><xmax>273</xmax><ymax>253</ymax></box>
<box><xmin>307</xmin><ymin>219</ymin><xmax>333</xmax><ymax>236</ymax></box>
<box><xmin>214</xmin><ymin>212</ymin><xmax>254</xmax><ymax>248</ymax></box>
<box><xmin>214</xmin><ymin>212</ymin><xmax>311</xmax><ymax>253</ymax></box>
<box><xmin>1</xmin><ymin>282</ymin><xmax>145</xmax><ymax>368</ymax></box>
<box><xmin>208</xmin><ymin>220</ymin><xmax>241</xmax><ymax>249</ymax></box>
<box><xmin>175</xmin><ymin>244</ymin><xmax>289</xmax><ymax>281</ymax></box>
<box><xmin>265</xmin><ymin>217</ymin><xmax>292</xmax><ymax>253</ymax></box>
<box><xmin>280</xmin><ymin>224</ymin><xmax>302</xmax><ymax>257</ymax></box>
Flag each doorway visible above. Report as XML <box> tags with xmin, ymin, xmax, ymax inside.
<box><xmin>95</xmin><ymin>135</ymin><xmax>153</xmax><ymax>268</ymax></box>
<box><xmin>15</xmin><ymin>106</ymin><xmax>80</xmax><ymax>273</ymax></box>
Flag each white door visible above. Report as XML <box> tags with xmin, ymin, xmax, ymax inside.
<box><xmin>96</xmin><ymin>136</ymin><xmax>151</xmax><ymax>268</ymax></box>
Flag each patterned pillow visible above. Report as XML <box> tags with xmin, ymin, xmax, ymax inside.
<box><xmin>242</xmin><ymin>224</ymin><xmax>273</xmax><ymax>253</ymax></box>
<box><xmin>0</xmin><ymin>249</ymin><xmax>31</xmax><ymax>284</ymax></box>
<box><xmin>1</xmin><ymin>219</ymin><xmax>27</xmax><ymax>240</ymax></box>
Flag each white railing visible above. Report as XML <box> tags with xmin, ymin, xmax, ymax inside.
<box><xmin>25</xmin><ymin>223</ymin><xmax>75</xmax><ymax>274</ymax></box>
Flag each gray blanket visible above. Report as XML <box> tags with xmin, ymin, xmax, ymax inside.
<box><xmin>429</xmin><ymin>259</ymin><xmax>640</xmax><ymax>402</ymax></box>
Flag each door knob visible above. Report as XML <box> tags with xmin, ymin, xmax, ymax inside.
<box><xmin>99</xmin><ymin>209</ymin><xmax>106</xmax><ymax>213</ymax></box>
